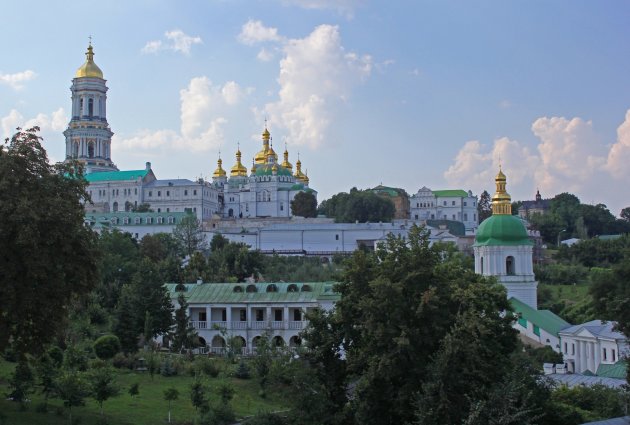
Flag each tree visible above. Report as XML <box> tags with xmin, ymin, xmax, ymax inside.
<box><xmin>164</xmin><ymin>387</ymin><xmax>179</xmax><ymax>424</ymax></box>
<box><xmin>620</xmin><ymin>206</ymin><xmax>630</xmax><ymax>222</ymax></box>
<box><xmin>132</xmin><ymin>202</ymin><xmax>153</xmax><ymax>212</ymax></box>
<box><xmin>88</xmin><ymin>366</ymin><xmax>119</xmax><ymax>416</ymax></box>
<box><xmin>477</xmin><ymin>190</ymin><xmax>492</xmax><ymax>223</ymax></box>
<box><xmin>190</xmin><ymin>378</ymin><xmax>209</xmax><ymax>414</ymax></box>
<box><xmin>113</xmin><ymin>284</ymin><xmax>140</xmax><ymax>353</ymax></box>
<box><xmin>8</xmin><ymin>360</ymin><xmax>35</xmax><ymax>408</ymax></box>
<box><xmin>317</xmin><ymin>188</ymin><xmax>395</xmax><ymax>223</ymax></box>
<box><xmin>291</xmin><ymin>191</ymin><xmax>317</xmax><ymax>218</ymax></box>
<box><xmin>36</xmin><ymin>352</ymin><xmax>60</xmax><ymax>404</ymax></box>
<box><xmin>173</xmin><ymin>214</ymin><xmax>206</xmax><ymax>256</ymax></box>
<box><xmin>128</xmin><ymin>382</ymin><xmax>139</xmax><ymax>398</ymax></box>
<box><xmin>93</xmin><ymin>335</ymin><xmax>121</xmax><ymax>360</ymax></box>
<box><xmin>54</xmin><ymin>370</ymin><xmax>89</xmax><ymax>424</ymax></box>
<box><xmin>172</xmin><ymin>292</ymin><xmax>197</xmax><ymax>353</ymax></box>
<box><xmin>0</xmin><ymin>127</ymin><xmax>100</xmax><ymax>356</ymax></box>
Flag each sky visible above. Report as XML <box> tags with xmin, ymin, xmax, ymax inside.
<box><xmin>2</xmin><ymin>0</ymin><xmax>630</xmax><ymax>215</ymax></box>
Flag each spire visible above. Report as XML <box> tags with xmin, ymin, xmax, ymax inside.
<box><xmin>230</xmin><ymin>145</ymin><xmax>247</xmax><ymax>177</ymax></box>
<box><xmin>255</xmin><ymin>123</ymin><xmax>271</xmax><ymax>165</ymax></box>
<box><xmin>282</xmin><ymin>143</ymin><xmax>293</xmax><ymax>171</ymax></box>
<box><xmin>491</xmin><ymin>166</ymin><xmax>512</xmax><ymax>215</ymax></box>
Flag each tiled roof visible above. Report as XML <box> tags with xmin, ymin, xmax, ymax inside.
<box><xmin>596</xmin><ymin>361</ymin><xmax>627</xmax><ymax>380</ymax></box>
<box><xmin>84</xmin><ymin>169</ymin><xmax>149</xmax><ymax>182</ymax></box>
<box><xmin>432</xmin><ymin>189</ymin><xmax>469</xmax><ymax>198</ymax></box>
<box><xmin>166</xmin><ymin>281</ymin><xmax>340</xmax><ymax>304</ymax></box>
<box><xmin>510</xmin><ymin>297</ymin><xmax>571</xmax><ymax>336</ymax></box>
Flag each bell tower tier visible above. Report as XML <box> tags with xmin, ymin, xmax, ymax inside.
<box><xmin>63</xmin><ymin>43</ymin><xmax>118</xmax><ymax>173</ymax></box>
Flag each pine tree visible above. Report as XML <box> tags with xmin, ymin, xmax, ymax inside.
<box><xmin>113</xmin><ymin>284</ymin><xmax>139</xmax><ymax>353</ymax></box>
<box><xmin>478</xmin><ymin>190</ymin><xmax>492</xmax><ymax>223</ymax></box>
<box><xmin>172</xmin><ymin>293</ymin><xmax>197</xmax><ymax>353</ymax></box>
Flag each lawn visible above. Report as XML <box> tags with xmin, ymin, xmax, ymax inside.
<box><xmin>0</xmin><ymin>357</ymin><xmax>288</xmax><ymax>425</ymax></box>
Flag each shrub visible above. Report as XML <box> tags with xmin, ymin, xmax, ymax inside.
<box><xmin>244</xmin><ymin>412</ymin><xmax>289</xmax><ymax>425</ymax></box>
<box><xmin>160</xmin><ymin>357</ymin><xmax>177</xmax><ymax>377</ymax></box>
<box><xmin>35</xmin><ymin>402</ymin><xmax>48</xmax><ymax>413</ymax></box>
<box><xmin>196</xmin><ymin>357</ymin><xmax>220</xmax><ymax>378</ymax></box>
<box><xmin>112</xmin><ymin>353</ymin><xmax>132</xmax><ymax>369</ymax></box>
<box><xmin>234</xmin><ymin>360</ymin><xmax>251</xmax><ymax>379</ymax></box>
<box><xmin>94</xmin><ymin>335</ymin><xmax>121</xmax><ymax>360</ymax></box>
<box><xmin>47</xmin><ymin>346</ymin><xmax>64</xmax><ymax>367</ymax></box>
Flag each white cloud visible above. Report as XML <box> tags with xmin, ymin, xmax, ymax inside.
<box><xmin>1</xmin><ymin>108</ymin><xmax>67</xmax><ymax>162</ymax></box>
<box><xmin>444</xmin><ymin>111</ymin><xmax>630</xmax><ymax>214</ymax></box>
<box><xmin>605</xmin><ymin>109</ymin><xmax>630</xmax><ymax>179</ymax></box>
<box><xmin>262</xmin><ymin>24</ymin><xmax>372</xmax><ymax>148</ymax></box>
<box><xmin>221</xmin><ymin>81</ymin><xmax>243</xmax><ymax>106</ymax></box>
<box><xmin>142</xmin><ymin>29</ymin><xmax>202</xmax><ymax>55</ymax></box>
<box><xmin>0</xmin><ymin>70</ymin><xmax>37</xmax><ymax>90</ymax></box>
<box><xmin>238</xmin><ymin>20</ymin><xmax>283</xmax><ymax>45</ymax></box>
<box><xmin>257</xmin><ymin>48</ymin><xmax>275</xmax><ymax>62</ymax></box>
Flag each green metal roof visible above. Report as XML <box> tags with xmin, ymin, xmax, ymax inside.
<box><xmin>596</xmin><ymin>361</ymin><xmax>627</xmax><ymax>379</ymax></box>
<box><xmin>474</xmin><ymin>214</ymin><xmax>532</xmax><ymax>246</ymax></box>
<box><xmin>166</xmin><ymin>281</ymin><xmax>339</xmax><ymax>304</ymax></box>
<box><xmin>84</xmin><ymin>169</ymin><xmax>149</xmax><ymax>182</ymax></box>
<box><xmin>255</xmin><ymin>165</ymin><xmax>292</xmax><ymax>176</ymax></box>
<box><xmin>509</xmin><ymin>297</ymin><xmax>571</xmax><ymax>336</ymax></box>
<box><xmin>370</xmin><ymin>185</ymin><xmax>402</xmax><ymax>197</ymax></box>
<box><xmin>432</xmin><ymin>189</ymin><xmax>468</xmax><ymax>198</ymax></box>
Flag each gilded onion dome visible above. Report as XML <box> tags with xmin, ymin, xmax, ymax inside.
<box><xmin>267</xmin><ymin>143</ymin><xmax>278</xmax><ymax>162</ymax></box>
<box><xmin>255</xmin><ymin>127</ymin><xmax>271</xmax><ymax>164</ymax></box>
<box><xmin>491</xmin><ymin>167</ymin><xmax>512</xmax><ymax>215</ymax></box>
<box><xmin>230</xmin><ymin>148</ymin><xmax>248</xmax><ymax>177</ymax></box>
<box><xmin>294</xmin><ymin>158</ymin><xmax>308</xmax><ymax>183</ymax></box>
<box><xmin>282</xmin><ymin>145</ymin><xmax>293</xmax><ymax>171</ymax></box>
<box><xmin>250</xmin><ymin>160</ymin><xmax>256</xmax><ymax>175</ymax></box>
<box><xmin>213</xmin><ymin>156</ymin><xmax>226</xmax><ymax>178</ymax></box>
<box><xmin>75</xmin><ymin>44</ymin><xmax>104</xmax><ymax>79</ymax></box>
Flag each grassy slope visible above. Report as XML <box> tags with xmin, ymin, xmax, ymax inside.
<box><xmin>539</xmin><ymin>283</ymin><xmax>590</xmax><ymax>305</ymax></box>
<box><xmin>0</xmin><ymin>359</ymin><xmax>287</xmax><ymax>425</ymax></box>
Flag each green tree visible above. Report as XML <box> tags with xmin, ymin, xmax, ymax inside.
<box><xmin>36</xmin><ymin>352</ymin><xmax>60</xmax><ymax>403</ymax></box>
<box><xmin>190</xmin><ymin>378</ymin><xmax>209</xmax><ymax>414</ymax></box>
<box><xmin>0</xmin><ymin>127</ymin><xmax>100</xmax><ymax>356</ymax></box>
<box><xmin>8</xmin><ymin>360</ymin><xmax>35</xmax><ymax>408</ymax></box>
<box><xmin>54</xmin><ymin>370</ymin><xmax>88</xmax><ymax>424</ymax></box>
<box><xmin>88</xmin><ymin>366</ymin><xmax>119</xmax><ymax>416</ymax></box>
<box><xmin>291</xmin><ymin>191</ymin><xmax>317</xmax><ymax>218</ymax></box>
<box><xmin>477</xmin><ymin>190</ymin><xmax>492</xmax><ymax>223</ymax></box>
<box><xmin>128</xmin><ymin>382</ymin><xmax>139</xmax><ymax>398</ymax></box>
<box><xmin>173</xmin><ymin>214</ymin><xmax>206</xmax><ymax>256</ymax></box>
<box><xmin>113</xmin><ymin>284</ymin><xmax>140</xmax><ymax>353</ymax></box>
<box><xmin>93</xmin><ymin>335</ymin><xmax>121</xmax><ymax>360</ymax></box>
<box><xmin>620</xmin><ymin>206</ymin><xmax>630</xmax><ymax>222</ymax></box>
<box><xmin>172</xmin><ymin>292</ymin><xmax>197</xmax><ymax>353</ymax></box>
<box><xmin>131</xmin><ymin>202</ymin><xmax>153</xmax><ymax>212</ymax></box>
<box><xmin>164</xmin><ymin>387</ymin><xmax>179</xmax><ymax>424</ymax></box>
<box><xmin>317</xmin><ymin>188</ymin><xmax>395</xmax><ymax>223</ymax></box>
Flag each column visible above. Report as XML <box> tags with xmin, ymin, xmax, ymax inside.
<box><xmin>594</xmin><ymin>342</ymin><xmax>600</xmax><ymax>372</ymax></box>
<box><xmin>588</xmin><ymin>342</ymin><xmax>595</xmax><ymax>373</ymax></box>
<box><xmin>205</xmin><ymin>306</ymin><xmax>211</xmax><ymax>329</ymax></box>
<box><xmin>579</xmin><ymin>340</ymin><xmax>587</xmax><ymax>373</ymax></box>
<box><xmin>266</xmin><ymin>306</ymin><xmax>272</xmax><ymax>324</ymax></box>
<box><xmin>283</xmin><ymin>306</ymin><xmax>289</xmax><ymax>330</ymax></box>
<box><xmin>226</xmin><ymin>307</ymin><xmax>232</xmax><ymax>329</ymax></box>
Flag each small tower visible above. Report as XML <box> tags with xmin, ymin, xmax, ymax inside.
<box><xmin>230</xmin><ymin>148</ymin><xmax>248</xmax><ymax>178</ymax></box>
<box><xmin>63</xmin><ymin>42</ymin><xmax>118</xmax><ymax>173</ymax></box>
<box><xmin>473</xmin><ymin>168</ymin><xmax>537</xmax><ymax>308</ymax></box>
<box><xmin>294</xmin><ymin>155</ymin><xmax>308</xmax><ymax>185</ymax></box>
<box><xmin>282</xmin><ymin>144</ymin><xmax>293</xmax><ymax>172</ymax></box>
<box><xmin>255</xmin><ymin>126</ymin><xmax>271</xmax><ymax>165</ymax></box>
<box><xmin>212</xmin><ymin>154</ymin><xmax>227</xmax><ymax>185</ymax></box>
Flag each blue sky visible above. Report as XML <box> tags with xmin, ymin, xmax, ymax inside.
<box><xmin>2</xmin><ymin>1</ymin><xmax>630</xmax><ymax>214</ymax></box>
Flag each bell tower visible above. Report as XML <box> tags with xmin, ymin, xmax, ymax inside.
<box><xmin>63</xmin><ymin>42</ymin><xmax>118</xmax><ymax>173</ymax></box>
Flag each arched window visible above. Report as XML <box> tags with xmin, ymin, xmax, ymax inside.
<box><xmin>246</xmin><ymin>284</ymin><xmax>257</xmax><ymax>293</ymax></box>
<box><xmin>88</xmin><ymin>98</ymin><xmax>94</xmax><ymax>117</ymax></box>
<box><xmin>72</xmin><ymin>142</ymin><xmax>79</xmax><ymax>158</ymax></box>
<box><xmin>79</xmin><ymin>98</ymin><xmax>83</xmax><ymax>115</ymax></box>
<box><xmin>287</xmin><ymin>284</ymin><xmax>298</xmax><ymax>292</ymax></box>
<box><xmin>112</xmin><ymin>202</ymin><xmax>118</xmax><ymax>212</ymax></box>
<box><xmin>233</xmin><ymin>286</ymin><xmax>243</xmax><ymax>293</ymax></box>
<box><xmin>266</xmin><ymin>284</ymin><xmax>278</xmax><ymax>293</ymax></box>
<box><xmin>301</xmin><ymin>284</ymin><xmax>312</xmax><ymax>292</ymax></box>
<box><xmin>228</xmin><ymin>208</ymin><xmax>234</xmax><ymax>217</ymax></box>
<box><xmin>506</xmin><ymin>256</ymin><xmax>515</xmax><ymax>275</ymax></box>
<box><xmin>480</xmin><ymin>257</ymin><xmax>484</xmax><ymax>274</ymax></box>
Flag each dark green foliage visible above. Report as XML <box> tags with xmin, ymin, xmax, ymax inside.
<box><xmin>290</xmin><ymin>191</ymin><xmax>317</xmax><ymax>218</ymax></box>
<box><xmin>200</xmin><ymin>403</ymin><xmax>236</xmax><ymax>425</ymax></box>
<box><xmin>190</xmin><ymin>378</ymin><xmax>209</xmax><ymax>413</ymax></box>
<box><xmin>8</xmin><ymin>360</ymin><xmax>34</xmax><ymax>406</ymax></box>
<box><xmin>534</xmin><ymin>263</ymin><xmax>589</xmax><ymax>285</ymax></box>
<box><xmin>163</xmin><ymin>387</ymin><xmax>179</xmax><ymax>423</ymax></box>
<box><xmin>477</xmin><ymin>190</ymin><xmax>492</xmax><ymax>223</ymax></box>
<box><xmin>621</xmin><ymin>206</ymin><xmax>630</xmax><ymax>222</ymax></box>
<box><xmin>550</xmin><ymin>384</ymin><xmax>628</xmax><ymax>423</ymax></box>
<box><xmin>218</xmin><ymin>383</ymin><xmax>234</xmax><ymax>404</ymax></box>
<box><xmin>128</xmin><ymin>382</ymin><xmax>139</xmax><ymax>398</ymax></box>
<box><xmin>0</xmin><ymin>127</ymin><xmax>100</xmax><ymax>356</ymax></box>
<box><xmin>63</xmin><ymin>345</ymin><xmax>88</xmax><ymax>372</ymax></box>
<box><xmin>160</xmin><ymin>357</ymin><xmax>177</xmax><ymax>377</ymax></box>
<box><xmin>234</xmin><ymin>360</ymin><xmax>251</xmax><ymax>379</ymax></box>
<box><xmin>261</xmin><ymin>254</ymin><xmax>340</xmax><ymax>282</ymax></box>
<box><xmin>521</xmin><ymin>345</ymin><xmax>564</xmax><ymax>369</ymax></box>
<box><xmin>244</xmin><ymin>412</ymin><xmax>289</xmax><ymax>425</ymax></box>
<box><xmin>556</xmin><ymin>235</ymin><xmax>630</xmax><ymax>267</ymax></box>
<box><xmin>88</xmin><ymin>366</ymin><xmax>119</xmax><ymax>416</ymax></box>
<box><xmin>54</xmin><ymin>370</ymin><xmax>89</xmax><ymax>424</ymax></box>
<box><xmin>36</xmin><ymin>352</ymin><xmax>59</xmax><ymax>401</ymax></box>
<box><xmin>131</xmin><ymin>202</ymin><xmax>152</xmax><ymax>212</ymax></box>
<box><xmin>48</xmin><ymin>346</ymin><xmax>64</xmax><ymax>367</ymax></box>
<box><xmin>113</xmin><ymin>285</ymin><xmax>139</xmax><ymax>353</ymax></box>
<box><xmin>251</xmin><ymin>333</ymin><xmax>273</xmax><ymax>389</ymax></box>
<box><xmin>195</xmin><ymin>357</ymin><xmax>220</xmax><ymax>377</ymax></box>
<box><xmin>93</xmin><ymin>335</ymin><xmax>121</xmax><ymax>360</ymax></box>
<box><xmin>317</xmin><ymin>187</ymin><xmax>395</xmax><ymax>223</ymax></box>
<box><xmin>172</xmin><ymin>293</ymin><xmax>197</xmax><ymax>353</ymax></box>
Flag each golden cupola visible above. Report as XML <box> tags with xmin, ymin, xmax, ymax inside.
<box><xmin>491</xmin><ymin>167</ymin><xmax>512</xmax><ymax>215</ymax></box>
<box><xmin>294</xmin><ymin>157</ymin><xmax>308</xmax><ymax>183</ymax></box>
<box><xmin>255</xmin><ymin>127</ymin><xmax>271</xmax><ymax>165</ymax></box>
<box><xmin>213</xmin><ymin>156</ymin><xmax>226</xmax><ymax>178</ymax></box>
<box><xmin>281</xmin><ymin>145</ymin><xmax>293</xmax><ymax>171</ymax></box>
<box><xmin>230</xmin><ymin>148</ymin><xmax>248</xmax><ymax>177</ymax></box>
<box><xmin>267</xmin><ymin>142</ymin><xmax>278</xmax><ymax>163</ymax></box>
<box><xmin>75</xmin><ymin>43</ymin><xmax>104</xmax><ymax>79</ymax></box>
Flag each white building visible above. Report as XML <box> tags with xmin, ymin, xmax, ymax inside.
<box><xmin>410</xmin><ymin>187</ymin><xmax>478</xmax><ymax>234</ymax></box>
<box><xmin>84</xmin><ymin>211</ymin><xmax>190</xmax><ymax>239</ymax></box>
<box><xmin>166</xmin><ymin>281</ymin><xmax>339</xmax><ymax>354</ymax></box>
<box><xmin>66</xmin><ymin>44</ymin><xmax>314</xmax><ymax>221</ymax></box>
<box><xmin>558</xmin><ymin>320</ymin><xmax>628</xmax><ymax>376</ymax></box>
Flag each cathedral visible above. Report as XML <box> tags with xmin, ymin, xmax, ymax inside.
<box><xmin>65</xmin><ymin>44</ymin><xmax>315</xmax><ymax>220</ymax></box>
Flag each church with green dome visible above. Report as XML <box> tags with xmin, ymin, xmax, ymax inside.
<box><xmin>473</xmin><ymin>168</ymin><xmax>538</xmax><ymax>308</ymax></box>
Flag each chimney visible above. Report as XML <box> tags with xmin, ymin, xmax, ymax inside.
<box><xmin>146</xmin><ymin>162</ymin><xmax>151</xmax><ymax>170</ymax></box>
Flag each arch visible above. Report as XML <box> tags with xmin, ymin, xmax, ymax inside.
<box><xmin>246</xmin><ymin>284</ymin><xmax>257</xmax><ymax>293</ymax></box>
<box><xmin>233</xmin><ymin>285</ymin><xmax>243</xmax><ymax>293</ymax></box>
<box><xmin>88</xmin><ymin>98</ymin><xmax>94</xmax><ymax>117</ymax></box>
<box><xmin>289</xmin><ymin>336</ymin><xmax>302</xmax><ymax>347</ymax></box>
<box><xmin>301</xmin><ymin>284</ymin><xmax>312</xmax><ymax>292</ymax></box>
<box><xmin>266</xmin><ymin>284</ymin><xmax>278</xmax><ymax>293</ymax></box>
<box><xmin>506</xmin><ymin>256</ymin><xmax>515</xmax><ymax>275</ymax></box>
<box><xmin>272</xmin><ymin>336</ymin><xmax>285</xmax><ymax>347</ymax></box>
<box><xmin>287</xmin><ymin>284</ymin><xmax>298</xmax><ymax>293</ymax></box>
<box><xmin>252</xmin><ymin>335</ymin><xmax>262</xmax><ymax>347</ymax></box>
<box><xmin>211</xmin><ymin>335</ymin><xmax>226</xmax><ymax>348</ymax></box>
<box><xmin>72</xmin><ymin>141</ymin><xmax>79</xmax><ymax>157</ymax></box>
<box><xmin>232</xmin><ymin>336</ymin><xmax>246</xmax><ymax>349</ymax></box>
<box><xmin>112</xmin><ymin>202</ymin><xmax>119</xmax><ymax>212</ymax></box>
<box><xmin>197</xmin><ymin>336</ymin><xmax>207</xmax><ymax>347</ymax></box>
<box><xmin>87</xmin><ymin>141</ymin><xmax>95</xmax><ymax>158</ymax></box>
<box><xmin>228</xmin><ymin>208</ymin><xmax>234</xmax><ymax>217</ymax></box>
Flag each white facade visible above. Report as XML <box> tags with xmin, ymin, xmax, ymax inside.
<box><xmin>409</xmin><ymin>187</ymin><xmax>478</xmax><ymax>234</ymax></box>
<box><xmin>559</xmin><ymin>320</ymin><xmax>628</xmax><ymax>374</ymax></box>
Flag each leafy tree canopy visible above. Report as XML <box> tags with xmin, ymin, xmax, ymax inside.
<box><xmin>317</xmin><ymin>187</ymin><xmax>395</xmax><ymax>223</ymax></box>
<box><xmin>291</xmin><ymin>191</ymin><xmax>317</xmax><ymax>218</ymax></box>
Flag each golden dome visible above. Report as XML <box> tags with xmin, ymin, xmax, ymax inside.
<box><xmin>255</xmin><ymin>125</ymin><xmax>272</xmax><ymax>164</ymax></box>
<box><xmin>272</xmin><ymin>163</ymin><xmax>278</xmax><ymax>173</ymax></box>
<box><xmin>267</xmin><ymin>144</ymin><xmax>278</xmax><ymax>162</ymax></box>
<box><xmin>213</xmin><ymin>157</ymin><xmax>226</xmax><ymax>178</ymax></box>
<box><xmin>230</xmin><ymin>149</ymin><xmax>247</xmax><ymax>177</ymax></box>
<box><xmin>492</xmin><ymin>167</ymin><xmax>512</xmax><ymax>215</ymax></box>
<box><xmin>282</xmin><ymin>146</ymin><xmax>293</xmax><ymax>171</ymax></box>
<box><xmin>75</xmin><ymin>44</ymin><xmax>104</xmax><ymax>79</ymax></box>
<box><xmin>250</xmin><ymin>160</ymin><xmax>256</xmax><ymax>174</ymax></box>
<box><xmin>262</xmin><ymin>127</ymin><xmax>270</xmax><ymax>141</ymax></box>
<box><xmin>294</xmin><ymin>158</ymin><xmax>308</xmax><ymax>183</ymax></box>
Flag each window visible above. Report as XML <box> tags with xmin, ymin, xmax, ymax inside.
<box><xmin>149</xmin><ymin>191</ymin><xmax>152</xmax><ymax>197</ymax></box>
<box><xmin>288</xmin><ymin>284</ymin><xmax>298</xmax><ymax>292</ymax></box>
<box><xmin>184</xmin><ymin>190</ymin><xmax>188</xmax><ymax>196</ymax></box>
<box><xmin>134</xmin><ymin>217</ymin><xmax>141</xmax><ymax>224</ymax></box>
<box><xmin>293</xmin><ymin>310</ymin><xmax>301</xmax><ymax>321</ymax></box>
<box><xmin>167</xmin><ymin>216</ymin><xmax>174</xmax><ymax>224</ymax></box>
<box><xmin>506</xmin><ymin>256</ymin><xmax>515</xmax><ymax>275</ymax></box>
<box><xmin>157</xmin><ymin>217</ymin><xmax>163</xmax><ymax>224</ymax></box>
<box><xmin>415</xmin><ymin>215</ymin><xmax>419</xmax><ymax>219</ymax></box>
<box><xmin>256</xmin><ymin>309</ymin><xmax>264</xmax><ymax>321</ymax></box>
<box><xmin>88</xmin><ymin>142</ymin><xmax>94</xmax><ymax>158</ymax></box>
<box><xmin>564</xmin><ymin>342</ymin><xmax>568</xmax><ymax>354</ymax></box>
<box><xmin>452</xmin><ymin>214</ymin><xmax>456</xmax><ymax>220</ymax></box>
<box><xmin>166</xmin><ymin>208</ymin><xmax>170</xmax><ymax>213</ymax></box>
<box><xmin>274</xmin><ymin>310</ymin><xmax>282</xmax><ymax>321</ymax></box>
<box><xmin>612</xmin><ymin>349</ymin><xmax>616</xmax><ymax>362</ymax></box>
<box><xmin>572</xmin><ymin>344</ymin><xmax>575</xmax><ymax>355</ymax></box>
<box><xmin>603</xmin><ymin>348</ymin><xmax>607</xmax><ymax>361</ymax></box>
<box><xmin>146</xmin><ymin>217</ymin><xmax>152</xmax><ymax>224</ymax></box>
<box><xmin>123</xmin><ymin>217</ymin><xmax>129</xmax><ymax>224</ymax></box>
<box><xmin>233</xmin><ymin>285</ymin><xmax>243</xmax><ymax>293</ymax></box>
<box><xmin>240</xmin><ymin>310</ymin><xmax>246</xmax><ymax>321</ymax></box>
<box><xmin>166</xmin><ymin>191</ymin><xmax>170</xmax><ymax>196</ymax></box>
<box><xmin>113</xmin><ymin>202</ymin><xmax>118</xmax><ymax>212</ymax></box>
<box><xmin>443</xmin><ymin>201</ymin><xmax>447</xmax><ymax>206</ymax></box>
<box><xmin>88</xmin><ymin>98</ymin><xmax>93</xmax><ymax>117</ymax></box>
<box><xmin>246</xmin><ymin>284</ymin><xmax>257</xmax><ymax>293</ymax></box>
<box><xmin>452</xmin><ymin>201</ymin><xmax>455</xmax><ymax>206</ymax></box>
<box><xmin>157</xmin><ymin>208</ymin><xmax>161</xmax><ymax>212</ymax></box>
<box><xmin>222</xmin><ymin>309</ymin><xmax>227</xmax><ymax>321</ymax></box>
<box><xmin>157</xmin><ymin>191</ymin><xmax>161</xmax><ymax>196</ymax></box>
<box><xmin>464</xmin><ymin>201</ymin><xmax>467</xmax><ymax>206</ymax></box>
<box><xmin>335</xmin><ymin>234</ymin><xmax>339</xmax><ymax>241</ymax></box>
<box><xmin>517</xmin><ymin>316</ymin><xmax>527</xmax><ymax>328</ymax></box>
<box><xmin>464</xmin><ymin>213</ymin><xmax>468</xmax><ymax>221</ymax></box>
<box><xmin>135</xmin><ymin>188</ymin><xmax>137</xmax><ymax>195</ymax></box>
<box><xmin>193</xmin><ymin>190</ymin><xmax>197</xmax><ymax>195</ymax></box>
<box><xmin>266</xmin><ymin>284</ymin><xmax>278</xmax><ymax>293</ymax></box>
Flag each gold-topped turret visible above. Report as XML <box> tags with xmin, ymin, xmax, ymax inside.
<box><xmin>75</xmin><ymin>43</ymin><xmax>104</xmax><ymax>79</ymax></box>
<box><xmin>294</xmin><ymin>157</ymin><xmax>308</xmax><ymax>183</ymax></box>
<box><xmin>213</xmin><ymin>156</ymin><xmax>226</xmax><ymax>178</ymax></box>
<box><xmin>230</xmin><ymin>148</ymin><xmax>248</xmax><ymax>177</ymax></box>
<box><xmin>255</xmin><ymin>126</ymin><xmax>271</xmax><ymax>164</ymax></box>
<box><xmin>491</xmin><ymin>167</ymin><xmax>512</xmax><ymax>215</ymax></box>
<box><xmin>282</xmin><ymin>145</ymin><xmax>293</xmax><ymax>171</ymax></box>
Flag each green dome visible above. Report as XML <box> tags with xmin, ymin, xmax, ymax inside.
<box><xmin>474</xmin><ymin>215</ymin><xmax>532</xmax><ymax>246</ymax></box>
<box><xmin>255</xmin><ymin>165</ymin><xmax>292</xmax><ymax>176</ymax></box>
